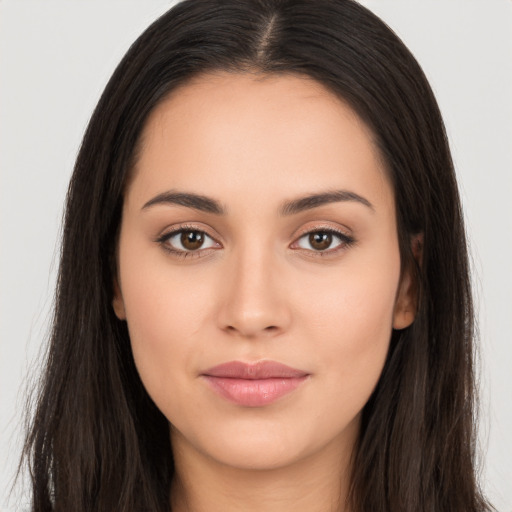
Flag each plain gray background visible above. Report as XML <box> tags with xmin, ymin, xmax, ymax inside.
<box><xmin>1</xmin><ymin>1</ymin><xmax>511</xmax><ymax>511</ymax></box>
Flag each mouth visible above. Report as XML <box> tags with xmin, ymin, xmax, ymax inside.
<box><xmin>201</xmin><ymin>360</ymin><xmax>310</xmax><ymax>407</ymax></box>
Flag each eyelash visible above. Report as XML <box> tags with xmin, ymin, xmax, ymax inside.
<box><xmin>155</xmin><ymin>224</ymin><xmax>355</xmax><ymax>260</ymax></box>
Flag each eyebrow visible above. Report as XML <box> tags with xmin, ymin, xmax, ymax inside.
<box><xmin>142</xmin><ymin>189</ymin><xmax>374</xmax><ymax>215</ymax></box>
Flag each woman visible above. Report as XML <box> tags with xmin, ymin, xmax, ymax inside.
<box><xmin>22</xmin><ymin>0</ymin><xmax>495</xmax><ymax>511</ymax></box>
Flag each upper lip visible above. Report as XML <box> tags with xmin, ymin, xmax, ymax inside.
<box><xmin>202</xmin><ymin>360</ymin><xmax>309</xmax><ymax>380</ymax></box>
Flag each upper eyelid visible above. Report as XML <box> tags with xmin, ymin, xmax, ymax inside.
<box><xmin>294</xmin><ymin>223</ymin><xmax>351</xmax><ymax>238</ymax></box>
<box><xmin>157</xmin><ymin>223</ymin><xmax>217</xmax><ymax>242</ymax></box>
<box><xmin>157</xmin><ymin>223</ymin><xmax>352</xmax><ymax>250</ymax></box>
<box><xmin>158</xmin><ymin>222</ymin><xmax>350</xmax><ymax>239</ymax></box>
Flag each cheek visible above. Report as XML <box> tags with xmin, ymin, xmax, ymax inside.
<box><xmin>298</xmin><ymin>250</ymin><xmax>400</xmax><ymax>405</ymax></box>
<box><xmin>117</xmin><ymin>243</ymin><xmax>215</xmax><ymax>410</ymax></box>
<box><xmin>123</xmin><ymin>269</ymin><xmax>209</xmax><ymax>341</ymax></box>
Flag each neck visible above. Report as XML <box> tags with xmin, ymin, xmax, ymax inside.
<box><xmin>169</xmin><ymin>424</ymin><xmax>357</xmax><ymax>512</ymax></box>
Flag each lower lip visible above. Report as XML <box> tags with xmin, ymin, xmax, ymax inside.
<box><xmin>202</xmin><ymin>376</ymin><xmax>308</xmax><ymax>407</ymax></box>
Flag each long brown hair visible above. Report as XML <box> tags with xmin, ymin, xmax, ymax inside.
<box><xmin>23</xmin><ymin>1</ymin><xmax>493</xmax><ymax>510</ymax></box>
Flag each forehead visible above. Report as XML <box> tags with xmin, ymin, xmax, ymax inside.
<box><xmin>127</xmin><ymin>71</ymin><xmax>392</xmax><ymax>214</ymax></box>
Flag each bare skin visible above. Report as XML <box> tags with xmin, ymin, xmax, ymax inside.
<box><xmin>113</xmin><ymin>71</ymin><xmax>417</xmax><ymax>512</ymax></box>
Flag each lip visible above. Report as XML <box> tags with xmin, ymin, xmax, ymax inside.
<box><xmin>201</xmin><ymin>361</ymin><xmax>310</xmax><ymax>407</ymax></box>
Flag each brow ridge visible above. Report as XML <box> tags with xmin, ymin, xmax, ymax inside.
<box><xmin>141</xmin><ymin>189</ymin><xmax>374</xmax><ymax>215</ymax></box>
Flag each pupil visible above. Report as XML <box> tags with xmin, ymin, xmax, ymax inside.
<box><xmin>310</xmin><ymin>232</ymin><xmax>332</xmax><ymax>251</ymax></box>
<box><xmin>181</xmin><ymin>230</ymin><xmax>204</xmax><ymax>250</ymax></box>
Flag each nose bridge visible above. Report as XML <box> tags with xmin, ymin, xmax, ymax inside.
<box><xmin>217</xmin><ymin>235</ymin><xmax>290</xmax><ymax>338</ymax></box>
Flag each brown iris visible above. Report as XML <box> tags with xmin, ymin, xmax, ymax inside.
<box><xmin>309</xmin><ymin>232</ymin><xmax>333</xmax><ymax>251</ymax></box>
<box><xmin>178</xmin><ymin>230</ymin><xmax>334</xmax><ymax>252</ymax></box>
<box><xmin>181</xmin><ymin>230</ymin><xmax>205</xmax><ymax>250</ymax></box>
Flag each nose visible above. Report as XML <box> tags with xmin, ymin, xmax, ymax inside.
<box><xmin>216</xmin><ymin>243</ymin><xmax>291</xmax><ymax>339</ymax></box>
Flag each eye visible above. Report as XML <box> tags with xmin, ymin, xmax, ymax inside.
<box><xmin>157</xmin><ymin>225</ymin><xmax>354</xmax><ymax>260</ymax></box>
<box><xmin>157</xmin><ymin>226</ymin><xmax>219</xmax><ymax>258</ymax></box>
<box><xmin>293</xmin><ymin>228</ymin><xmax>354</xmax><ymax>254</ymax></box>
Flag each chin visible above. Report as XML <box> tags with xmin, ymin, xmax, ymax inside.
<box><xmin>203</xmin><ymin>436</ymin><xmax>308</xmax><ymax>471</ymax></box>
<box><xmin>172</xmin><ymin>411</ymin><xmax>358</xmax><ymax>473</ymax></box>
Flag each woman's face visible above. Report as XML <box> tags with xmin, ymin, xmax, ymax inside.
<box><xmin>114</xmin><ymin>72</ymin><xmax>415</xmax><ymax>470</ymax></box>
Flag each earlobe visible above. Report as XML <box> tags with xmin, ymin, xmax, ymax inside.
<box><xmin>112</xmin><ymin>279</ymin><xmax>126</xmax><ymax>320</ymax></box>
<box><xmin>392</xmin><ymin>233</ymin><xmax>423</xmax><ymax>330</ymax></box>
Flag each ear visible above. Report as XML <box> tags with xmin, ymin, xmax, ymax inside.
<box><xmin>112</xmin><ymin>278</ymin><xmax>126</xmax><ymax>320</ymax></box>
<box><xmin>393</xmin><ymin>233</ymin><xmax>423</xmax><ymax>330</ymax></box>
